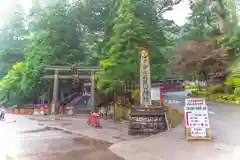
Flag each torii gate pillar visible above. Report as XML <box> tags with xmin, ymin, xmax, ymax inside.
<box><xmin>51</xmin><ymin>70</ymin><xmax>59</xmax><ymax>114</ymax></box>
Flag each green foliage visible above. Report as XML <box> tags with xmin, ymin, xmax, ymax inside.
<box><xmin>0</xmin><ymin>0</ymin><xmax>194</xmax><ymax>104</ymax></box>
<box><xmin>213</xmin><ymin>94</ymin><xmax>239</xmax><ymax>102</ymax></box>
<box><xmin>0</xmin><ymin>4</ymin><xmax>27</xmax><ymax>78</ymax></box>
<box><xmin>220</xmin><ymin>33</ymin><xmax>240</xmax><ymax>78</ymax></box>
<box><xmin>175</xmin><ymin>0</ymin><xmax>240</xmax><ymax>84</ymax></box>
<box><xmin>184</xmin><ymin>83</ymin><xmax>197</xmax><ymax>89</ymax></box>
<box><xmin>0</xmin><ymin>62</ymin><xmax>26</xmax><ymax>101</ymax></box>
<box><xmin>188</xmin><ymin>90</ymin><xmax>239</xmax><ymax>103</ymax></box>
<box><xmin>0</xmin><ymin>2</ymin><xmax>89</xmax><ymax>104</ymax></box>
<box><xmin>224</xmin><ymin>75</ymin><xmax>240</xmax><ymax>86</ymax></box>
<box><xmin>21</xmin><ymin>3</ymin><xmax>86</xmax><ymax>96</ymax></box>
<box><xmin>208</xmin><ymin>84</ymin><xmax>225</xmax><ymax>94</ymax></box>
<box><xmin>234</xmin><ymin>88</ymin><xmax>240</xmax><ymax>96</ymax></box>
<box><xmin>97</xmin><ymin>0</ymin><xmax>169</xmax><ymax>93</ymax></box>
<box><xmin>179</xmin><ymin>0</ymin><xmax>219</xmax><ymax>42</ymax></box>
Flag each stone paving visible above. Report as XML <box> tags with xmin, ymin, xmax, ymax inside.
<box><xmin>110</xmin><ymin>124</ymin><xmax>240</xmax><ymax>160</ymax></box>
<box><xmin>28</xmin><ymin>115</ymin><xmax>142</xmax><ymax>143</ymax></box>
<box><xmin>1</xmin><ymin>114</ymin><xmax>124</xmax><ymax>160</ymax></box>
<box><xmin>28</xmin><ymin>107</ymin><xmax>240</xmax><ymax>160</ymax></box>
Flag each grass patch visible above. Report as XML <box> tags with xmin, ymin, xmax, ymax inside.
<box><xmin>184</xmin><ymin>83</ymin><xmax>198</xmax><ymax>89</ymax></box>
<box><xmin>165</xmin><ymin>105</ymin><xmax>184</xmax><ymax>129</ymax></box>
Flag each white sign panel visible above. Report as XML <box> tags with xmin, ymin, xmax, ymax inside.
<box><xmin>185</xmin><ymin>111</ymin><xmax>210</xmax><ymax>128</ymax></box>
<box><xmin>84</xmin><ymin>83</ymin><xmax>91</xmax><ymax>86</ymax></box>
<box><xmin>184</xmin><ymin>105</ymin><xmax>208</xmax><ymax>112</ymax></box>
<box><xmin>151</xmin><ymin>87</ymin><xmax>160</xmax><ymax>100</ymax></box>
<box><xmin>184</xmin><ymin>98</ymin><xmax>210</xmax><ymax>137</ymax></box>
<box><xmin>185</xmin><ymin>98</ymin><xmax>206</xmax><ymax>106</ymax></box>
<box><xmin>190</xmin><ymin>127</ymin><xmax>207</xmax><ymax>137</ymax></box>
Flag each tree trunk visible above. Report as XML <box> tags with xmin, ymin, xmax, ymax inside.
<box><xmin>213</xmin><ymin>0</ymin><xmax>228</xmax><ymax>33</ymax></box>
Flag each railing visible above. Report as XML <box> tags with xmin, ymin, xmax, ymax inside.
<box><xmin>60</xmin><ymin>92</ymin><xmax>81</xmax><ymax>104</ymax></box>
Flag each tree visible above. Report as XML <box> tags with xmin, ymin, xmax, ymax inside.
<box><xmin>0</xmin><ymin>4</ymin><xmax>28</xmax><ymax>78</ymax></box>
<box><xmin>97</xmin><ymin>0</ymin><xmax>168</xmax><ymax>93</ymax></box>
<box><xmin>174</xmin><ymin>0</ymin><xmax>239</xmax><ymax>81</ymax></box>
<box><xmin>71</xmin><ymin>0</ymin><xmax>115</xmax><ymax>65</ymax></box>
<box><xmin>0</xmin><ymin>62</ymin><xmax>26</xmax><ymax>103</ymax></box>
<box><xmin>179</xmin><ymin>0</ymin><xmax>219</xmax><ymax>42</ymax></box>
<box><xmin>172</xmin><ymin>37</ymin><xmax>231</xmax><ymax>81</ymax></box>
<box><xmin>0</xmin><ymin>2</ymin><xmax>90</xmax><ymax>103</ymax></box>
<box><xmin>22</xmin><ymin>2</ymin><xmax>86</xmax><ymax>96</ymax></box>
<box><xmin>211</xmin><ymin>0</ymin><xmax>238</xmax><ymax>33</ymax></box>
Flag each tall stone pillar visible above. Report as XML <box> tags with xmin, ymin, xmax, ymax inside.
<box><xmin>140</xmin><ymin>48</ymin><xmax>152</xmax><ymax>107</ymax></box>
<box><xmin>91</xmin><ymin>71</ymin><xmax>95</xmax><ymax>111</ymax></box>
<box><xmin>51</xmin><ymin>70</ymin><xmax>59</xmax><ymax>114</ymax></box>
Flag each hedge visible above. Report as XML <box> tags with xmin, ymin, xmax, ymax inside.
<box><xmin>188</xmin><ymin>91</ymin><xmax>240</xmax><ymax>104</ymax></box>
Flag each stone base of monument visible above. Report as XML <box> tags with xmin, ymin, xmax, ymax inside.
<box><xmin>151</xmin><ymin>100</ymin><xmax>161</xmax><ymax>105</ymax></box>
<box><xmin>128</xmin><ymin>106</ymin><xmax>168</xmax><ymax>135</ymax></box>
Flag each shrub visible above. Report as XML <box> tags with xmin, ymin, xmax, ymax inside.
<box><xmin>213</xmin><ymin>94</ymin><xmax>238</xmax><ymax>102</ymax></box>
<box><xmin>234</xmin><ymin>88</ymin><xmax>240</xmax><ymax>96</ymax></box>
<box><xmin>184</xmin><ymin>83</ymin><xmax>197</xmax><ymax>89</ymax></box>
<box><xmin>187</xmin><ymin>90</ymin><xmax>206</xmax><ymax>97</ymax></box>
<box><xmin>188</xmin><ymin>90</ymin><xmax>239</xmax><ymax>103</ymax></box>
<box><xmin>207</xmin><ymin>84</ymin><xmax>225</xmax><ymax>94</ymax></box>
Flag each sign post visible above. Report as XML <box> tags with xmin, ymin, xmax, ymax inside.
<box><xmin>128</xmin><ymin>48</ymin><xmax>169</xmax><ymax>135</ymax></box>
<box><xmin>140</xmin><ymin>48</ymin><xmax>151</xmax><ymax>106</ymax></box>
<box><xmin>184</xmin><ymin>98</ymin><xmax>211</xmax><ymax>140</ymax></box>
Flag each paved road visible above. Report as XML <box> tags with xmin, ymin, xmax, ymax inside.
<box><xmin>163</xmin><ymin>91</ymin><xmax>240</xmax><ymax>146</ymax></box>
<box><xmin>0</xmin><ymin>115</ymin><xmax>124</xmax><ymax>160</ymax></box>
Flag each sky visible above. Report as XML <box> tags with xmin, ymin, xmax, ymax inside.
<box><xmin>0</xmin><ymin>0</ymin><xmax>191</xmax><ymax>26</ymax></box>
<box><xmin>163</xmin><ymin>0</ymin><xmax>191</xmax><ymax>25</ymax></box>
<box><xmin>0</xmin><ymin>0</ymin><xmax>32</xmax><ymax>25</ymax></box>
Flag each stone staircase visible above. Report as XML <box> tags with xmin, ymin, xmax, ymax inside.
<box><xmin>64</xmin><ymin>90</ymin><xmax>102</xmax><ymax>114</ymax></box>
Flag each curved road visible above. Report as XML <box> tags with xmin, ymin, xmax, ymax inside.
<box><xmin>163</xmin><ymin>90</ymin><xmax>240</xmax><ymax>146</ymax></box>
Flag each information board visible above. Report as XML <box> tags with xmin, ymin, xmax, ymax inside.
<box><xmin>184</xmin><ymin>98</ymin><xmax>211</xmax><ymax>140</ymax></box>
<box><xmin>151</xmin><ymin>87</ymin><xmax>160</xmax><ymax>100</ymax></box>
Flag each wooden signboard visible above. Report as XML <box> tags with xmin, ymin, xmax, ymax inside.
<box><xmin>184</xmin><ymin>98</ymin><xmax>211</xmax><ymax>140</ymax></box>
<box><xmin>128</xmin><ymin>107</ymin><xmax>168</xmax><ymax>135</ymax></box>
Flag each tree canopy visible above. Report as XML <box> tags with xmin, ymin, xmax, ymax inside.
<box><xmin>0</xmin><ymin>4</ymin><xmax>27</xmax><ymax>78</ymax></box>
<box><xmin>1</xmin><ymin>0</ymin><xmax>240</xmax><ymax>104</ymax></box>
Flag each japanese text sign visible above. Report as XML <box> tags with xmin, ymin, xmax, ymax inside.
<box><xmin>184</xmin><ymin>98</ymin><xmax>211</xmax><ymax>140</ymax></box>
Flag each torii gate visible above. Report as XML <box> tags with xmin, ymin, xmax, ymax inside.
<box><xmin>42</xmin><ymin>65</ymin><xmax>101</xmax><ymax>114</ymax></box>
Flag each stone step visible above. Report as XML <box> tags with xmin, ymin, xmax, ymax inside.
<box><xmin>75</xmin><ymin>109</ymin><xmax>91</xmax><ymax>114</ymax></box>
